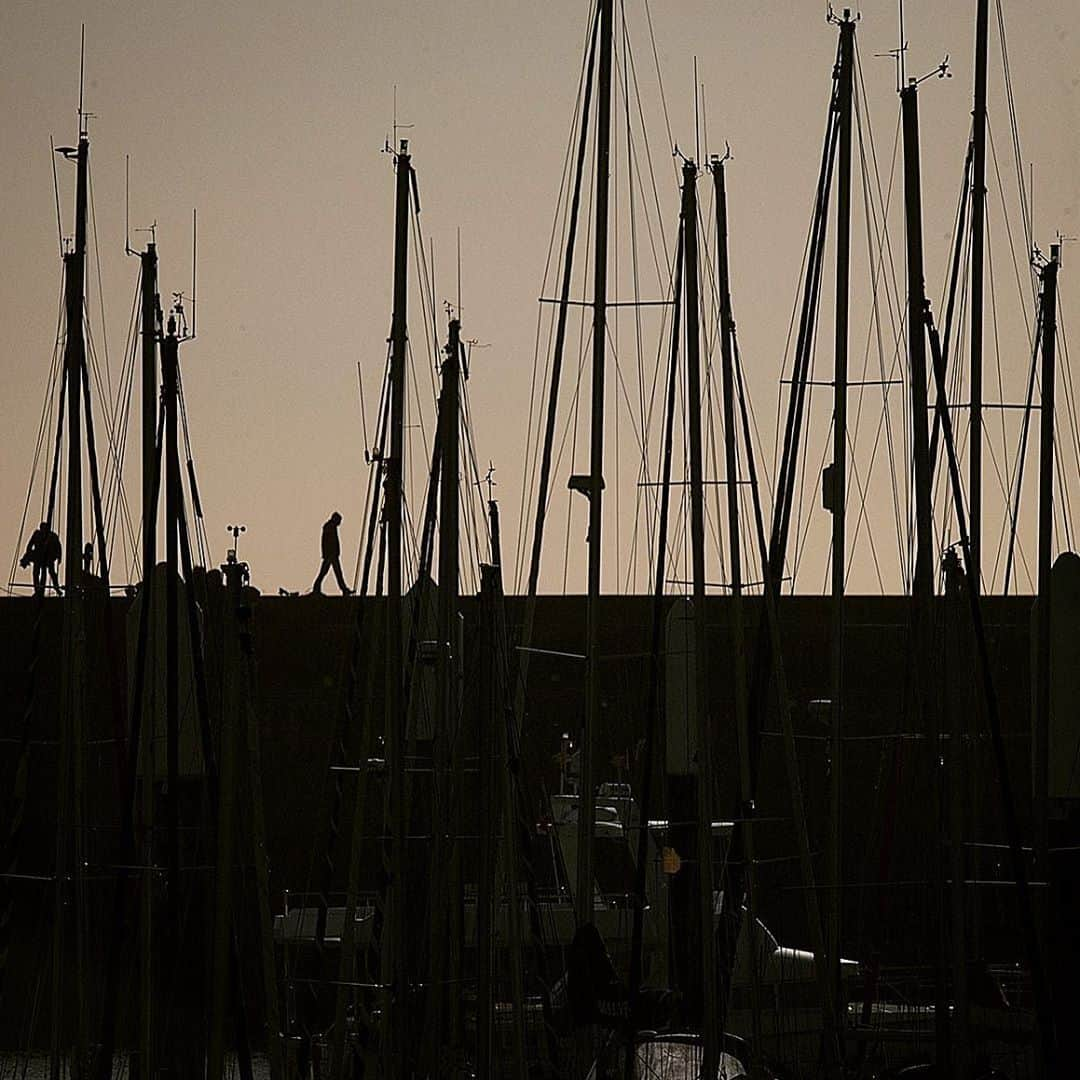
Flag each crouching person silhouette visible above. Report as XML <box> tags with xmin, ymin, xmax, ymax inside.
<box><xmin>312</xmin><ymin>511</ymin><xmax>353</xmax><ymax>595</ymax></box>
<box><xmin>20</xmin><ymin>522</ymin><xmax>62</xmax><ymax>597</ymax></box>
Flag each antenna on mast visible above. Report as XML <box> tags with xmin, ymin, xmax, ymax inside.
<box><xmin>456</xmin><ymin>226</ymin><xmax>462</xmax><ymax>317</ymax></box>
<box><xmin>693</xmin><ymin>56</ymin><xmax>700</xmax><ymax>166</ymax></box>
<box><xmin>191</xmin><ymin>208</ymin><xmax>197</xmax><ymax>339</ymax></box>
<box><xmin>701</xmin><ymin>81</ymin><xmax>709</xmax><ymax>166</ymax></box>
<box><xmin>78</xmin><ymin>24</ymin><xmax>86</xmax><ymax>131</ymax></box>
<box><xmin>477</xmin><ymin>461</ymin><xmax>497</xmax><ymax>504</ymax></box>
<box><xmin>898</xmin><ymin>0</ymin><xmax>906</xmax><ymax>88</ymax></box>
<box><xmin>390</xmin><ymin>85</ymin><xmax>415</xmax><ymax>150</ymax></box>
<box><xmin>125</xmin><ymin>155</ymin><xmax>132</xmax><ymax>254</ymax></box>
<box><xmin>1028</xmin><ymin>162</ymin><xmax>1036</xmax><ymax>252</ymax></box>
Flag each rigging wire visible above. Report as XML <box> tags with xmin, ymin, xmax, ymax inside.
<box><xmin>767</xmin><ymin>34</ymin><xmax>842</xmax><ymax>599</ymax></box>
<box><xmin>1056</xmin><ymin>308</ymin><xmax>1080</xmax><ymax>527</ymax></box>
<box><xmin>84</xmin><ymin>157</ymin><xmax>144</xmax><ymax>579</ymax></box>
<box><xmin>985</xmin><ymin>211</ymin><xmax>1022</xmax><ymax>584</ymax></box>
<box><xmin>618</xmin><ymin>0</ymin><xmax>675</xmax><ymax>590</ymax></box>
<box><xmin>850</xmin><ymin>42</ymin><xmax>909</xmax><ymax>588</ymax></box>
<box><xmin>935</xmin><ymin>230</ymin><xmax>972</xmax><ymax>554</ymax></box>
<box><xmin>845</xmin><ymin>428</ymin><xmax>887</xmax><ymax>593</ymax></box>
<box><xmin>986</xmin><ymin>116</ymin><xmax>1036</xmax><ymax>345</ymax></box>
<box><xmin>9</xmin><ymin>284</ymin><xmax>66</xmax><ymax>587</ymax></box>
<box><xmin>994</xmin><ymin>0</ymin><xmax>1037</xmax><ymax>302</ymax></box>
<box><xmin>641</xmin><ymin>0</ymin><xmax>676</xmax><ymax>181</ymax></box>
<box><xmin>176</xmin><ymin>366</ymin><xmax>211</xmax><ymax>568</ymax></box>
<box><xmin>514</xmin><ymin>0</ymin><xmax>675</xmax><ymax>598</ymax></box>
<box><xmin>1001</xmin><ymin>307</ymin><xmax>1042</xmax><ymax>595</ymax></box>
<box><xmin>352</xmin><ymin>344</ymin><xmax>392</xmax><ymax>587</ymax></box>
<box><xmin>87</xmin><ymin>157</ymin><xmax>113</xmax><ymax>405</ymax></box>
<box><xmin>854</xmin><ymin>43</ymin><xmax>912</xmax><ymax>588</ymax></box>
<box><xmin>460</xmin><ymin>373</ymin><xmax>494</xmax><ymax>578</ymax></box>
<box><xmin>513</xmin><ymin>0</ymin><xmax>599</xmax><ymax>591</ymax></box>
<box><xmin>100</xmin><ymin>271</ymin><xmax>142</xmax><ymax>582</ymax></box>
<box><xmin>612</xmin><ymin>28</ymin><xmax>622</xmax><ymax>585</ymax></box>
<box><xmin>1051</xmin><ymin>319</ymin><xmax>1076</xmax><ymax>552</ymax></box>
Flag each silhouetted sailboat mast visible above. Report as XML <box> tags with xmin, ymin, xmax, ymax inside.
<box><xmin>677</xmin><ymin>154</ymin><xmax>721</xmax><ymax>1075</ymax></box>
<box><xmin>383</xmin><ymin>136</ymin><xmax>412</xmax><ymax>1077</ymax></box>
<box><xmin>709</xmin><ymin>151</ymin><xmax>765</xmax><ymax>1072</ymax></box>
<box><xmin>576</xmin><ymin>0</ymin><xmax>615</xmax><ymax>941</ymax></box>
<box><xmin>969</xmin><ymin>0</ymin><xmax>990</xmax><ymax>594</ymax></box>
<box><xmin>52</xmin><ymin>93</ymin><xmax>91</xmax><ymax>1080</ymax></box>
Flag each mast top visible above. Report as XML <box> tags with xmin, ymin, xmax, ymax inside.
<box><xmin>708</xmin><ymin>142</ymin><xmax>733</xmax><ymax>172</ymax></box>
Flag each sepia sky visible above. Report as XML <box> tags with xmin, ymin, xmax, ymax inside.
<box><xmin>2</xmin><ymin>1</ymin><xmax>1078</xmax><ymax>596</ymax></box>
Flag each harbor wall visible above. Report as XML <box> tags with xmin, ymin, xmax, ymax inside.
<box><xmin>0</xmin><ymin>589</ymin><xmax>1038</xmax><ymax>1046</ymax></box>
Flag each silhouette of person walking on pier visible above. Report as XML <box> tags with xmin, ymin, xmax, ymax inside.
<box><xmin>20</xmin><ymin>522</ymin><xmax>62</xmax><ymax>597</ymax></box>
<box><xmin>312</xmin><ymin>511</ymin><xmax>353</xmax><ymax>595</ymax></box>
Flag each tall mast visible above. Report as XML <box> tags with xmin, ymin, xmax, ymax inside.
<box><xmin>427</xmin><ymin>314</ymin><xmax>461</xmax><ymax>1065</ymax></box>
<box><xmin>490</xmin><ymin>530</ymin><xmax>528</xmax><ymax>1080</ymax></box>
<box><xmin>208</xmin><ymin>550</ymin><xmax>241</xmax><ymax>1080</ymax></box>
<box><xmin>477</xmin><ymin>565</ymin><xmax>498</xmax><ymax>1080</ymax></box>
<box><xmin>63</xmin><ymin>128</ymin><xmax>89</xmax><ymax>589</ymax></box>
<box><xmin>137</xmin><ymin>246</ymin><xmax>159</xmax><ymax>1074</ymax></box>
<box><xmin>711</xmin><ymin>153</ymin><xmax>766</xmax><ymax>1068</ymax></box>
<box><xmin>439</xmin><ymin>318</ymin><xmax>461</xmax><ymax>627</ymax></box>
<box><xmin>943</xmin><ymin>547</ymin><xmax>970</xmax><ymax>1077</ymax></box>
<box><xmin>901</xmin><ymin>77</ymin><xmax>944</xmax><ymax>1060</ymax></box>
<box><xmin>625</xmin><ymin>226</ymin><xmax>682</xmax><ymax>1080</ymax></box>
<box><xmin>161</xmin><ymin>314</ymin><xmax>182</xmax><ymax>1069</ymax></box>
<box><xmin>681</xmin><ymin>157</ymin><xmax>720</xmax><ymax>1075</ymax></box>
<box><xmin>141</xmin><ymin>243</ymin><xmax>160</xmax><ymax>582</ymax></box>
<box><xmin>385</xmin><ymin>137</ymin><xmax>411</xmax><ymax>1073</ymax></box>
<box><xmin>1034</xmin><ymin>244</ymin><xmax>1059</xmax><ymax>880</ymax></box>
<box><xmin>513</xmin><ymin>7</ymin><xmax>601</xmax><ymax>823</ymax></box>
<box><xmin>576</xmin><ymin>0</ymin><xmax>614</xmax><ymax>931</ymax></box>
<box><xmin>138</xmin><ymin>243</ymin><xmax>159</xmax><ymax>1080</ymax></box>
<box><xmin>901</xmin><ymin>82</ymin><xmax>934</xmax><ymax>603</ymax></box>
<box><xmin>488</xmin><ymin>492</ymin><xmax>503</xmax><ymax>568</ymax></box>
<box><xmin>51</xmin><ymin>112</ymin><xmax>91</xmax><ymax>1080</ymax></box>
<box><xmin>827</xmin><ymin>14</ymin><xmax>854</xmax><ymax>1048</ymax></box>
<box><xmin>438</xmin><ymin>321</ymin><xmax>460</xmax><ymax>725</ymax></box>
<box><xmin>969</xmin><ymin>0</ymin><xmax>989</xmax><ymax>594</ymax></box>
<box><xmin>924</xmin><ymin>296</ymin><xmax>1058</xmax><ymax>1074</ymax></box>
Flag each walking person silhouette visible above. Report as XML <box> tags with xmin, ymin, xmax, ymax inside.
<box><xmin>312</xmin><ymin>511</ymin><xmax>353</xmax><ymax>594</ymax></box>
<box><xmin>20</xmin><ymin>521</ymin><xmax>62</xmax><ymax>597</ymax></box>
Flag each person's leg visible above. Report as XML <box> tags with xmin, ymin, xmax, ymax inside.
<box><xmin>331</xmin><ymin>558</ymin><xmax>351</xmax><ymax>594</ymax></box>
<box><xmin>313</xmin><ymin>560</ymin><xmax>330</xmax><ymax>592</ymax></box>
<box><xmin>32</xmin><ymin>564</ymin><xmax>44</xmax><ymax>597</ymax></box>
<box><xmin>48</xmin><ymin>564</ymin><xmax>61</xmax><ymax>594</ymax></box>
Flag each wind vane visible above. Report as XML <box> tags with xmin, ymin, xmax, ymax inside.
<box><xmin>478</xmin><ymin>461</ymin><xmax>497</xmax><ymax>503</ymax></box>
